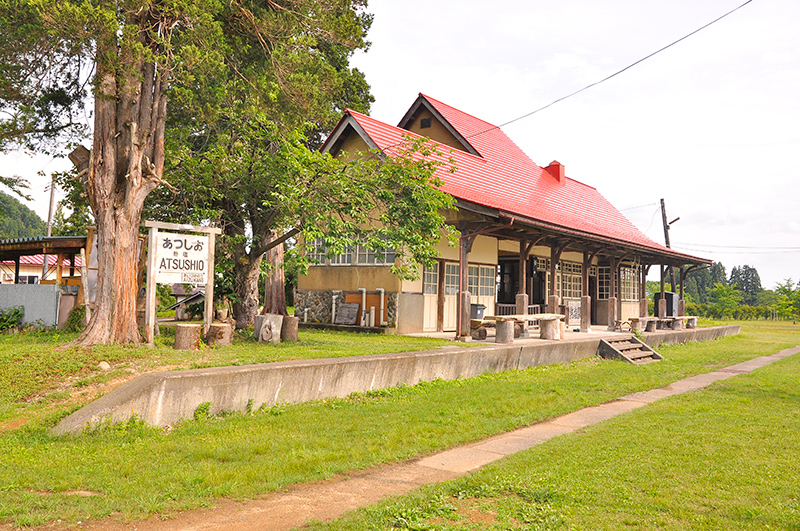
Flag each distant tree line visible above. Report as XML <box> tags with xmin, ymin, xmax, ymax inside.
<box><xmin>647</xmin><ymin>263</ymin><xmax>800</xmax><ymax>320</ymax></box>
<box><xmin>0</xmin><ymin>192</ymin><xmax>45</xmax><ymax>239</ymax></box>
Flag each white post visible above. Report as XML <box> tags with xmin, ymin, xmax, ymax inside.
<box><xmin>204</xmin><ymin>231</ymin><xmax>216</xmax><ymax>335</ymax></box>
<box><xmin>145</xmin><ymin>226</ymin><xmax>158</xmax><ymax>345</ymax></box>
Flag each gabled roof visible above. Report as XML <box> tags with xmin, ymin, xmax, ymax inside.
<box><xmin>322</xmin><ymin>94</ymin><xmax>709</xmax><ymax>265</ymax></box>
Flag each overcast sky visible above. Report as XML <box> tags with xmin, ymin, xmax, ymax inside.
<box><xmin>349</xmin><ymin>0</ymin><xmax>799</xmax><ymax>289</ymax></box>
<box><xmin>3</xmin><ymin>0</ymin><xmax>798</xmax><ymax>289</ymax></box>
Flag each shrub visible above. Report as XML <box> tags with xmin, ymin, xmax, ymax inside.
<box><xmin>0</xmin><ymin>305</ymin><xmax>24</xmax><ymax>332</ymax></box>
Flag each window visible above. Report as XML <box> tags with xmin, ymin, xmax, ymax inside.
<box><xmin>423</xmin><ymin>264</ymin><xmax>438</xmax><ymax>294</ymax></box>
<box><xmin>308</xmin><ymin>238</ymin><xmax>327</xmax><ymax>263</ymax></box>
<box><xmin>356</xmin><ymin>244</ymin><xmax>396</xmax><ymax>265</ymax></box>
<box><xmin>620</xmin><ymin>267</ymin><xmax>638</xmax><ymax>301</ymax></box>
<box><xmin>468</xmin><ymin>265</ymin><xmax>479</xmax><ymax>296</ymax></box>
<box><xmin>330</xmin><ymin>247</ymin><xmax>354</xmax><ymax>265</ymax></box>
<box><xmin>597</xmin><ymin>267</ymin><xmax>610</xmax><ymax>300</ymax></box>
<box><xmin>560</xmin><ymin>262</ymin><xmax>582</xmax><ymax>299</ymax></box>
<box><xmin>479</xmin><ymin>266</ymin><xmax>495</xmax><ymax>297</ymax></box>
<box><xmin>444</xmin><ymin>263</ymin><xmax>459</xmax><ymax>295</ymax></box>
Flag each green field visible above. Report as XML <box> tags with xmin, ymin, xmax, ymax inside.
<box><xmin>0</xmin><ymin>321</ymin><xmax>797</xmax><ymax>527</ymax></box>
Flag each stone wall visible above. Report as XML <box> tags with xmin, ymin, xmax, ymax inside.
<box><xmin>295</xmin><ymin>289</ymin><xmax>397</xmax><ymax>327</ymax></box>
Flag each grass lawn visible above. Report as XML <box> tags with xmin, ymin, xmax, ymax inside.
<box><xmin>0</xmin><ymin>321</ymin><xmax>797</xmax><ymax>527</ymax></box>
<box><xmin>308</xmin><ymin>328</ymin><xmax>800</xmax><ymax>530</ymax></box>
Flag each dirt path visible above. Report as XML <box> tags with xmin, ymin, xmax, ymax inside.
<box><xmin>19</xmin><ymin>347</ymin><xmax>800</xmax><ymax>531</ymax></box>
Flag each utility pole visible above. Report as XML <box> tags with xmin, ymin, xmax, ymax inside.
<box><xmin>41</xmin><ymin>177</ymin><xmax>56</xmax><ymax>280</ymax></box>
<box><xmin>660</xmin><ymin>198</ymin><xmax>679</xmax><ymax>291</ymax></box>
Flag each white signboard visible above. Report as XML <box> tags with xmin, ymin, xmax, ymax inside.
<box><xmin>155</xmin><ymin>231</ymin><xmax>209</xmax><ymax>285</ymax></box>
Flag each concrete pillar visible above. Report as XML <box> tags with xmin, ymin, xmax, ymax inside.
<box><xmin>496</xmin><ymin>320</ymin><xmax>514</xmax><ymax>343</ymax></box>
<box><xmin>548</xmin><ymin>294</ymin><xmax>560</xmax><ymax>315</ymax></box>
<box><xmin>515</xmin><ymin>293</ymin><xmax>529</xmax><ymax>315</ymax></box>
<box><xmin>607</xmin><ymin>296</ymin><xmax>619</xmax><ymax>331</ymax></box>
<box><xmin>580</xmin><ymin>295</ymin><xmax>591</xmax><ymax>332</ymax></box>
<box><xmin>658</xmin><ymin>297</ymin><xmax>667</xmax><ymax>318</ymax></box>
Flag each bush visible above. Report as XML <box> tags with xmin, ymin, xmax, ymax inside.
<box><xmin>64</xmin><ymin>304</ymin><xmax>87</xmax><ymax>332</ymax></box>
<box><xmin>0</xmin><ymin>305</ymin><xmax>24</xmax><ymax>332</ymax></box>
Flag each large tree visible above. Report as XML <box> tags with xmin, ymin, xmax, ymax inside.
<box><xmin>729</xmin><ymin>264</ymin><xmax>762</xmax><ymax>306</ymax></box>
<box><xmin>0</xmin><ymin>0</ymin><xmax>376</xmax><ymax>343</ymax></box>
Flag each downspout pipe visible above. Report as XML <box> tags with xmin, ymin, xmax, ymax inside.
<box><xmin>331</xmin><ymin>294</ymin><xmax>338</xmax><ymax>324</ymax></box>
<box><xmin>377</xmin><ymin>288</ymin><xmax>386</xmax><ymax>326</ymax></box>
<box><xmin>357</xmin><ymin>287</ymin><xmax>367</xmax><ymax>326</ymax></box>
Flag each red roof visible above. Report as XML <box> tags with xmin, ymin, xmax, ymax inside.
<box><xmin>1</xmin><ymin>254</ymin><xmax>82</xmax><ymax>267</ymax></box>
<box><xmin>332</xmin><ymin>94</ymin><xmax>706</xmax><ymax>263</ymax></box>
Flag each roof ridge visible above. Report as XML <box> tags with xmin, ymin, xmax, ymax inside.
<box><xmin>419</xmin><ymin>93</ymin><xmax>498</xmax><ymax>131</ymax></box>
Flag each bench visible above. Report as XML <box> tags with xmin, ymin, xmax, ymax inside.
<box><xmin>482</xmin><ymin>313</ymin><xmax>565</xmax><ymax>341</ymax></box>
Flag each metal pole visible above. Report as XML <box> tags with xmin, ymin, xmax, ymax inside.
<box><xmin>42</xmin><ymin>178</ymin><xmax>56</xmax><ymax>280</ymax></box>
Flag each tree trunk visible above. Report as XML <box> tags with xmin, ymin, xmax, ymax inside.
<box><xmin>232</xmin><ymin>252</ymin><xmax>263</xmax><ymax>330</ymax></box>
<box><xmin>261</xmin><ymin>230</ymin><xmax>287</xmax><ymax>316</ymax></box>
<box><xmin>69</xmin><ymin>10</ymin><xmax>166</xmax><ymax>346</ymax></box>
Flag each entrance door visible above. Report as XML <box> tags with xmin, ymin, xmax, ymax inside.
<box><xmin>443</xmin><ymin>262</ymin><xmax>459</xmax><ymax>331</ymax></box>
<box><xmin>422</xmin><ymin>264</ymin><xmax>439</xmax><ymax>331</ymax></box>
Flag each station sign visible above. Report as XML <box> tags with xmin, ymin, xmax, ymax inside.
<box><xmin>154</xmin><ymin>231</ymin><xmax>209</xmax><ymax>284</ymax></box>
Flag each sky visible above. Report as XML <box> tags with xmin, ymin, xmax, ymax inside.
<box><xmin>3</xmin><ymin>0</ymin><xmax>799</xmax><ymax>289</ymax></box>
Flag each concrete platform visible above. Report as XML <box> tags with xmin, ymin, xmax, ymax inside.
<box><xmin>52</xmin><ymin>325</ymin><xmax>742</xmax><ymax>435</ymax></box>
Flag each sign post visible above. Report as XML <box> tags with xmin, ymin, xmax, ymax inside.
<box><xmin>143</xmin><ymin>221</ymin><xmax>222</xmax><ymax>346</ymax></box>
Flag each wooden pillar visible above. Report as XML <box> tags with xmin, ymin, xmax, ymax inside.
<box><xmin>516</xmin><ymin>239</ymin><xmax>529</xmax><ymax>315</ymax></box>
<box><xmin>607</xmin><ymin>256</ymin><xmax>618</xmax><ymax>330</ymax></box>
<box><xmin>581</xmin><ymin>251</ymin><xmax>592</xmax><ymax>332</ymax></box>
<box><xmin>436</xmin><ymin>259</ymin><xmax>445</xmax><ymax>332</ymax></box>
<box><xmin>678</xmin><ymin>266</ymin><xmax>686</xmax><ymax>316</ymax></box>
<box><xmin>14</xmin><ymin>257</ymin><xmax>20</xmax><ymax>283</ymax></box>
<box><xmin>658</xmin><ymin>265</ymin><xmax>667</xmax><ymax>318</ymax></box>
<box><xmin>56</xmin><ymin>253</ymin><xmax>64</xmax><ymax>285</ymax></box>
<box><xmin>548</xmin><ymin>246</ymin><xmax>559</xmax><ymax>314</ymax></box>
<box><xmin>457</xmin><ymin>229</ymin><xmax>474</xmax><ymax>338</ymax></box>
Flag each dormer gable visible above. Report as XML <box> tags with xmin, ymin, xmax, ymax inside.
<box><xmin>321</xmin><ymin>112</ymin><xmax>380</xmax><ymax>160</ymax></box>
<box><xmin>397</xmin><ymin>94</ymin><xmax>481</xmax><ymax>157</ymax></box>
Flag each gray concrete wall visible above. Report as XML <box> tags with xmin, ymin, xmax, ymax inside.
<box><xmin>53</xmin><ymin>325</ymin><xmax>741</xmax><ymax>436</ymax></box>
<box><xmin>53</xmin><ymin>338</ymin><xmax>600</xmax><ymax>435</ymax></box>
<box><xmin>0</xmin><ymin>284</ymin><xmax>60</xmax><ymax>327</ymax></box>
<box><xmin>643</xmin><ymin>325</ymin><xmax>741</xmax><ymax>347</ymax></box>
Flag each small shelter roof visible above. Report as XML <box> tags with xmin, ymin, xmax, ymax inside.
<box><xmin>0</xmin><ymin>236</ymin><xmax>88</xmax><ymax>262</ymax></box>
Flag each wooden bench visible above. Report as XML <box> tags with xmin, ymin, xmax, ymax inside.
<box><xmin>482</xmin><ymin>313</ymin><xmax>565</xmax><ymax>341</ymax></box>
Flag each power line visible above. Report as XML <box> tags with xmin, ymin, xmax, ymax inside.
<box><xmin>465</xmin><ymin>0</ymin><xmax>755</xmax><ymax>140</ymax></box>
<box><xmin>619</xmin><ymin>202</ymin><xmax>659</xmax><ymax>212</ymax></box>
<box><xmin>674</xmin><ymin>242</ymin><xmax>800</xmax><ymax>250</ymax></box>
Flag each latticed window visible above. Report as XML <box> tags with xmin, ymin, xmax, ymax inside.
<box><xmin>468</xmin><ymin>265</ymin><xmax>479</xmax><ymax>295</ymax></box>
<box><xmin>330</xmin><ymin>247</ymin><xmax>354</xmax><ymax>265</ymax></box>
<box><xmin>536</xmin><ymin>257</ymin><xmax>551</xmax><ymax>272</ymax></box>
<box><xmin>356</xmin><ymin>244</ymin><xmax>396</xmax><ymax>264</ymax></box>
<box><xmin>620</xmin><ymin>267</ymin><xmax>638</xmax><ymax>301</ymax></box>
<box><xmin>597</xmin><ymin>267</ymin><xmax>610</xmax><ymax>300</ymax></box>
<box><xmin>444</xmin><ymin>263</ymin><xmax>460</xmax><ymax>295</ymax></box>
<box><xmin>308</xmin><ymin>238</ymin><xmax>327</xmax><ymax>263</ymax></box>
<box><xmin>423</xmin><ymin>264</ymin><xmax>438</xmax><ymax>294</ymax></box>
<box><xmin>479</xmin><ymin>266</ymin><xmax>495</xmax><ymax>297</ymax></box>
<box><xmin>561</xmin><ymin>261</ymin><xmax>582</xmax><ymax>299</ymax></box>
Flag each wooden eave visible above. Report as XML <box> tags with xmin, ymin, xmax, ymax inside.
<box><xmin>451</xmin><ymin>199</ymin><xmax>711</xmax><ymax>268</ymax></box>
<box><xmin>0</xmin><ymin>236</ymin><xmax>87</xmax><ymax>262</ymax></box>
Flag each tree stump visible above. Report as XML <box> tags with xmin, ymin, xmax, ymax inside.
<box><xmin>206</xmin><ymin>323</ymin><xmax>233</xmax><ymax>347</ymax></box>
<box><xmin>539</xmin><ymin>317</ymin><xmax>560</xmax><ymax>340</ymax></box>
<box><xmin>495</xmin><ymin>320</ymin><xmax>515</xmax><ymax>344</ymax></box>
<box><xmin>174</xmin><ymin>323</ymin><xmax>202</xmax><ymax>350</ymax></box>
<box><xmin>281</xmin><ymin>315</ymin><xmax>299</xmax><ymax>342</ymax></box>
<box><xmin>255</xmin><ymin>314</ymin><xmax>283</xmax><ymax>344</ymax></box>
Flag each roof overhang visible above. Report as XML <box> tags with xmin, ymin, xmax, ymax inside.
<box><xmin>0</xmin><ymin>236</ymin><xmax>88</xmax><ymax>262</ymax></box>
<box><xmin>453</xmin><ymin>198</ymin><xmax>711</xmax><ymax>267</ymax></box>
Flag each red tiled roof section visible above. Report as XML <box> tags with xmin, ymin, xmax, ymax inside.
<box><xmin>1</xmin><ymin>254</ymin><xmax>82</xmax><ymax>267</ymax></box>
<box><xmin>344</xmin><ymin>95</ymin><xmax>702</xmax><ymax>260</ymax></box>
